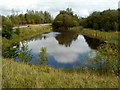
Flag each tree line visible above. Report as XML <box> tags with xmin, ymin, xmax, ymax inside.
<box><xmin>2</xmin><ymin>10</ymin><xmax>53</xmax><ymax>39</ymax></box>
<box><xmin>53</xmin><ymin>8</ymin><xmax>119</xmax><ymax>32</ymax></box>
<box><xmin>3</xmin><ymin>10</ymin><xmax>53</xmax><ymax>25</ymax></box>
<box><xmin>79</xmin><ymin>9</ymin><xmax>119</xmax><ymax>31</ymax></box>
<box><xmin>2</xmin><ymin>8</ymin><xmax>119</xmax><ymax>39</ymax></box>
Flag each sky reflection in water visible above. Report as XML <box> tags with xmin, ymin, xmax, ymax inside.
<box><xmin>21</xmin><ymin>32</ymin><xmax>101</xmax><ymax>68</ymax></box>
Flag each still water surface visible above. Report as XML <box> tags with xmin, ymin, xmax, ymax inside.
<box><xmin>18</xmin><ymin>31</ymin><xmax>104</xmax><ymax>68</ymax></box>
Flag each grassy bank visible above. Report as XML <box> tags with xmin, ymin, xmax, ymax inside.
<box><xmin>2</xmin><ymin>25</ymin><xmax>52</xmax><ymax>57</ymax></box>
<box><xmin>68</xmin><ymin>26</ymin><xmax>83</xmax><ymax>31</ymax></box>
<box><xmin>2</xmin><ymin>59</ymin><xmax>118</xmax><ymax>88</ymax></box>
<box><xmin>3</xmin><ymin>25</ymin><xmax>52</xmax><ymax>45</ymax></box>
<box><xmin>81</xmin><ymin>28</ymin><xmax>119</xmax><ymax>45</ymax></box>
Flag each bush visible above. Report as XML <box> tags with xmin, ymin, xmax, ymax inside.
<box><xmin>93</xmin><ymin>43</ymin><xmax>119</xmax><ymax>75</ymax></box>
<box><xmin>16</xmin><ymin>41</ymin><xmax>33</xmax><ymax>62</ymax></box>
<box><xmin>53</xmin><ymin>9</ymin><xmax>79</xmax><ymax>30</ymax></box>
<box><xmin>2</xmin><ymin>16</ymin><xmax>14</xmax><ymax>39</ymax></box>
<box><xmin>37</xmin><ymin>47</ymin><xmax>48</xmax><ymax>64</ymax></box>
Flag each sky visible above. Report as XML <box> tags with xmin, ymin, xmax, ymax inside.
<box><xmin>0</xmin><ymin>0</ymin><xmax>119</xmax><ymax>17</ymax></box>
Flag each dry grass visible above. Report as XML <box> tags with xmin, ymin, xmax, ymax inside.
<box><xmin>2</xmin><ymin>59</ymin><xmax>118</xmax><ymax>88</ymax></box>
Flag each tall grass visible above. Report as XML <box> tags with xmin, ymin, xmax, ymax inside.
<box><xmin>82</xmin><ymin>28</ymin><xmax>119</xmax><ymax>45</ymax></box>
<box><xmin>2</xmin><ymin>59</ymin><xmax>118</xmax><ymax>88</ymax></box>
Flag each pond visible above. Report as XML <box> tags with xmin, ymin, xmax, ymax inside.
<box><xmin>16</xmin><ymin>31</ymin><xmax>104</xmax><ymax>68</ymax></box>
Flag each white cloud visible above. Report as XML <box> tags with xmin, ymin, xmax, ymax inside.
<box><xmin>26</xmin><ymin>33</ymin><xmax>91</xmax><ymax>64</ymax></box>
<box><xmin>0</xmin><ymin>0</ymin><xmax>119</xmax><ymax>17</ymax></box>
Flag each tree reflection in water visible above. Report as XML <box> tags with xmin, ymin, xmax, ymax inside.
<box><xmin>55</xmin><ymin>31</ymin><xmax>79</xmax><ymax>47</ymax></box>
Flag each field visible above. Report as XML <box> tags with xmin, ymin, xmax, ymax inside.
<box><xmin>2</xmin><ymin>59</ymin><xmax>118</xmax><ymax>88</ymax></box>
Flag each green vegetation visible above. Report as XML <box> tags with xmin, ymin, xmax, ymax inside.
<box><xmin>7</xmin><ymin>10</ymin><xmax>53</xmax><ymax>25</ymax></box>
<box><xmin>2</xmin><ymin>10</ymin><xmax>53</xmax><ymax>39</ymax></box>
<box><xmin>2</xmin><ymin>8</ymin><xmax>119</xmax><ymax>88</ymax></box>
<box><xmin>16</xmin><ymin>42</ymin><xmax>48</xmax><ymax>64</ymax></box>
<box><xmin>37</xmin><ymin>47</ymin><xmax>48</xmax><ymax>64</ymax></box>
<box><xmin>2</xmin><ymin>25</ymin><xmax>52</xmax><ymax>58</ymax></box>
<box><xmin>2</xmin><ymin>16</ymin><xmax>14</xmax><ymax>39</ymax></box>
<box><xmin>82</xmin><ymin>28</ymin><xmax>119</xmax><ymax>45</ymax></box>
<box><xmin>2</xmin><ymin>59</ymin><xmax>118</xmax><ymax>88</ymax></box>
<box><xmin>12</xmin><ymin>25</ymin><xmax>51</xmax><ymax>41</ymax></box>
<box><xmin>93</xmin><ymin>43</ymin><xmax>119</xmax><ymax>75</ymax></box>
<box><xmin>16</xmin><ymin>42</ymin><xmax>33</xmax><ymax>62</ymax></box>
<box><xmin>2</xmin><ymin>10</ymin><xmax>52</xmax><ymax>58</ymax></box>
<box><xmin>53</xmin><ymin>8</ymin><xmax>79</xmax><ymax>30</ymax></box>
<box><xmin>79</xmin><ymin>9</ymin><xmax>119</xmax><ymax>32</ymax></box>
<box><xmin>68</xmin><ymin>26</ymin><xmax>83</xmax><ymax>31</ymax></box>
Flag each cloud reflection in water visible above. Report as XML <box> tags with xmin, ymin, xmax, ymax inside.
<box><xmin>27</xmin><ymin>32</ymin><xmax>91</xmax><ymax>64</ymax></box>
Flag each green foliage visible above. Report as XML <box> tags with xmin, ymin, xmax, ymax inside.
<box><xmin>9</xmin><ymin>10</ymin><xmax>52</xmax><ymax>25</ymax></box>
<box><xmin>17</xmin><ymin>41</ymin><xmax>33</xmax><ymax>62</ymax></box>
<box><xmin>79</xmin><ymin>42</ymin><xmax>119</xmax><ymax>75</ymax></box>
<box><xmin>14</xmin><ymin>28</ymin><xmax>20</xmax><ymax>35</ymax></box>
<box><xmin>80</xmin><ymin>9</ymin><xmax>119</xmax><ymax>32</ymax></box>
<box><xmin>2</xmin><ymin>16</ymin><xmax>14</xmax><ymax>39</ymax></box>
<box><xmin>2</xmin><ymin>25</ymin><xmax>51</xmax><ymax>59</ymax></box>
<box><xmin>53</xmin><ymin>8</ymin><xmax>79</xmax><ymax>30</ymax></box>
<box><xmin>82</xmin><ymin>29</ymin><xmax>119</xmax><ymax>45</ymax></box>
<box><xmin>2</xmin><ymin>42</ymin><xmax>17</xmax><ymax>58</ymax></box>
<box><xmin>16</xmin><ymin>44</ymin><xmax>48</xmax><ymax>64</ymax></box>
<box><xmin>37</xmin><ymin>47</ymin><xmax>48</xmax><ymax>64</ymax></box>
<box><xmin>93</xmin><ymin>43</ymin><xmax>119</xmax><ymax>75</ymax></box>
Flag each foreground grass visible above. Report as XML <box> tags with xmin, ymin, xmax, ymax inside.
<box><xmin>82</xmin><ymin>28</ymin><xmax>120</xmax><ymax>45</ymax></box>
<box><xmin>2</xmin><ymin>59</ymin><xmax>118</xmax><ymax>88</ymax></box>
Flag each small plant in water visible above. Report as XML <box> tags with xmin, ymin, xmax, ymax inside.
<box><xmin>17</xmin><ymin>41</ymin><xmax>33</xmax><ymax>63</ymax></box>
<box><xmin>37</xmin><ymin>47</ymin><xmax>48</xmax><ymax>64</ymax></box>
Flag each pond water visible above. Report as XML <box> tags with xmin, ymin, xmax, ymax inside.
<box><xmin>16</xmin><ymin>31</ymin><xmax>104</xmax><ymax>68</ymax></box>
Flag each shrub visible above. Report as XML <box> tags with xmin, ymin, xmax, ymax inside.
<box><xmin>53</xmin><ymin>9</ymin><xmax>79</xmax><ymax>30</ymax></box>
<box><xmin>16</xmin><ymin>41</ymin><xmax>33</xmax><ymax>63</ymax></box>
<box><xmin>37</xmin><ymin>47</ymin><xmax>48</xmax><ymax>64</ymax></box>
<box><xmin>93</xmin><ymin>43</ymin><xmax>119</xmax><ymax>75</ymax></box>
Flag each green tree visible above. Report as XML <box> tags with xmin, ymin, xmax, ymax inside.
<box><xmin>8</xmin><ymin>9</ymin><xmax>52</xmax><ymax>25</ymax></box>
<box><xmin>66</xmin><ymin>8</ymin><xmax>73</xmax><ymax>16</ymax></box>
<box><xmin>53</xmin><ymin>9</ymin><xmax>79</xmax><ymax>30</ymax></box>
<box><xmin>2</xmin><ymin>42</ymin><xmax>18</xmax><ymax>58</ymax></box>
<box><xmin>2</xmin><ymin>16</ymin><xmax>14</xmax><ymax>39</ymax></box>
<box><xmin>17</xmin><ymin>42</ymin><xmax>33</xmax><ymax>63</ymax></box>
<box><xmin>37</xmin><ymin>47</ymin><xmax>48</xmax><ymax>64</ymax></box>
<box><xmin>80</xmin><ymin>9</ymin><xmax>118</xmax><ymax>32</ymax></box>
